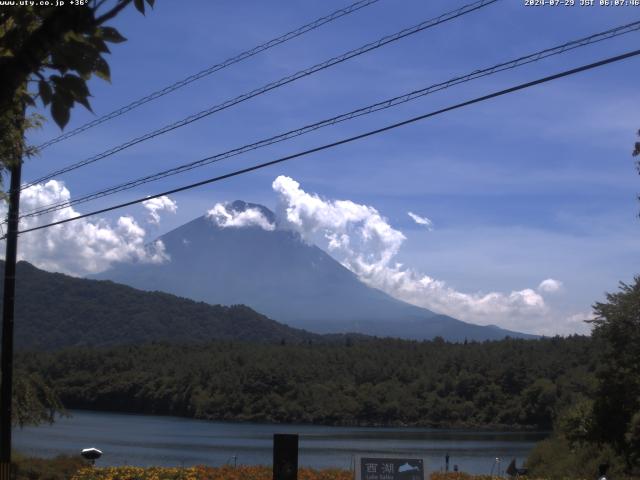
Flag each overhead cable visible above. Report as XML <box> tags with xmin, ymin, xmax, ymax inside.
<box><xmin>23</xmin><ymin>0</ymin><xmax>498</xmax><ymax>190</ymax></box>
<box><xmin>19</xmin><ymin>20</ymin><xmax>640</xmax><ymax>219</ymax></box>
<box><xmin>11</xmin><ymin>48</ymin><xmax>640</xmax><ymax>238</ymax></box>
<box><xmin>35</xmin><ymin>0</ymin><xmax>381</xmax><ymax>151</ymax></box>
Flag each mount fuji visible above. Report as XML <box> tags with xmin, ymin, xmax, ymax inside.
<box><xmin>93</xmin><ymin>201</ymin><xmax>535</xmax><ymax>341</ymax></box>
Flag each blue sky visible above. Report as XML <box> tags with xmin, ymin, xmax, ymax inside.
<box><xmin>14</xmin><ymin>0</ymin><xmax>640</xmax><ymax>335</ymax></box>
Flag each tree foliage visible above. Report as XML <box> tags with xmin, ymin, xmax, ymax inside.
<box><xmin>0</xmin><ymin>0</ymin><xmax>155</xmax><ymax>125</ymax></box>
<box><xmin>0</xmin><ymin>0</ymin><xmax>154</xmax><ymax>426</ymax></box>
<box><xmin>19</xmin><ymin>336</ymin><xmax>595</xmax><ymax>430</ymax></box>
<box><xmin>590</xmin><ymin>277</ymin><xmax>640</xmax><ymax>471</ymax></box>
<box><xmin>0</xmin><ymin>0</ymin><xmax>154</xmax><ymax>181</ymax></box>
<box><xmin>528</xmin><ymin>277</ymin><xmax>640</xmax><ymax>477</ymax></box>
<box><xmin>11</xmin><ymin>371</ymin><xmax>64</xmax><ymax>427</ymax></box>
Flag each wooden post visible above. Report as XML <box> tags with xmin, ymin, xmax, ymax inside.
<box><xmin>273</xmin><ymin>433</ymin><xmax>298</xmax><ymax>480</ymax></box>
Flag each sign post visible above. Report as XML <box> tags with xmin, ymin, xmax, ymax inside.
<box><xmin>355</xmin><ymin>455</ymin><xmax>426</xmax><ymax>480</ymax></box>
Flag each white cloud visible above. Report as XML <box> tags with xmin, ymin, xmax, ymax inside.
<box><xmin>538</xmin><ymin>278</ymin><xmax>563</xmax><ymax>293</ymax></box>
<box><xmin>272</xmin><ymin>175</ymin><xmax>582</xmax><ymax>335</ymax></box>
<box><xmin>0</xmin><ymin>180</ymin><xmax>168</xmax><ymax>276</ymax></box>
<box><xmin>206</xmin><ymin>202</ymin><xmax>275</xmax><ymax>231</ymax></box>
<box><xmin>273</xmin><ymin>175</ymin><xmax>405</xmax><ymax>269</ymax></box>
<box><xmin>408</xmin><ymin>211</ymin><xmax>433</xmax><ymax>229</ymax></box>
<box><xmin>555</xmin><ymin>311</ymin><xmax>595</xmax><ymax>336</ymax></box>
<box><xmin>142</xmin><ymin>195</ymin><xmax>177</xmax><ymax>225</ymax></box>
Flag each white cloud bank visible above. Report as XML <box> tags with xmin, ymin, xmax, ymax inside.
<box><xmin>273</xmin><ymin>175</ymin><xmax>584</xmax><ymax>336</ymax></box>
<box><xmin>142</xmin><ymin>195</ymin><xmax>177</xmax><ymax>225</ymax></box>
<box><xmin>0</xmin><ymin>181</ymin><xmax>168</xmax><ymax>276</ymax></box>
<box><xmin>206</xmin><ymin>202</ymin><xmax>275</xmax><ymax>231</ymax></box>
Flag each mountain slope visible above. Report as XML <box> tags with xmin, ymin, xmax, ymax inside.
<box><xmin>1</xmin><ymin>260</ymin><xmax>319</xmax><ymax>350</ymax></box>
<box><xmin>95</xmin><ymin>201</ymin><xmax>535</xmax><ymax>341</ymax></box>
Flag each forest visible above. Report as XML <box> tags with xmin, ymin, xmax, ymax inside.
<box><xmin>12</xmin><ymin>276</ymin><xmax>640</xmax><ymax>477</ymax></box>
<box><xmin>18</xmin><ymin>335</ymin><xmax>594</xmax><ymax>430</ymax></box>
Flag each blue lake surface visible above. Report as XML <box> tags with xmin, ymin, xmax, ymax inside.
<box><xmin>13</xmin><ymin>410</ymin><xmax>547</xmax><ymax>474</ymax></box>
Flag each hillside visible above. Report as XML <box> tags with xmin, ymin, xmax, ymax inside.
<box><xmin>1</xmin><ymin>260</ymin><xmax>319</xmax><ymax>350</ymax></box>
<box><xmin>95</xmin><ymin>201</ymin><xmax>535</xmax><ymax>341</ymax></box>
<box><xmin>20</xmin><ymin>336</ymin><xmax>595</xmax><ymax>428</ymax></box>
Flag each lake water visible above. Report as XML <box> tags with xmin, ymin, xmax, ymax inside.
<box><xmin>13</xmin><ymin>410</ymin><xmax>547</xmax><ymax>474</ymax></box>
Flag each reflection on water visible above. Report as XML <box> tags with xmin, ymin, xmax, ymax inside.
<box><xmin>13</xmin><ymin>410</ymin><xmax>547</xmax><ymax>474</ymax></box>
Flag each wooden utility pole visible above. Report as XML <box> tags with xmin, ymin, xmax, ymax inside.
<box><xmin>0</xmin><ymin>115</ymin><xmax>24</xmax><ymax>479</ymax></box>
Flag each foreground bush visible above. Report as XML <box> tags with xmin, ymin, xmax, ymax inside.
<box><xmin>525</xmin><ymin>435</ymin><xmax>629</xmax><ymax>479</ymax></box>
<box><xmin>13</xmin><ymin>454</ymin><xmax>86</xmax><ymax>480</ymax></box>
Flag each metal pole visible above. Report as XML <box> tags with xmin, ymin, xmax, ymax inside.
<box><xmin>0</xmin><ymin>160</ymin><xmax>23</xmax><ymax>479</ymax></box>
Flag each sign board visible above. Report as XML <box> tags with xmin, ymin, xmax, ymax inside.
<box><xmin>355</xmin><ymin>455</ymin><xmax>426</xmax><ymax>480</ymax></box>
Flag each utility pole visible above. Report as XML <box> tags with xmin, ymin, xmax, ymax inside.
<box><xmin>0</xmin><ymin>106</ymin><xmax>24</xmax><ymax>479</ymax></box>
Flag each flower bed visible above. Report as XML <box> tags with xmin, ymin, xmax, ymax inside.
<box><xmin>71</xmin><ymin>465</ymin><xmax>353</xmax><ymax>480</ymax></box>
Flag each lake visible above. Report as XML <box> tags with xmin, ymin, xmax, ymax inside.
<box><xmin>13</xmin><ymin>410</ymin><xmax>547</xmax><ymax>474</ymax></box>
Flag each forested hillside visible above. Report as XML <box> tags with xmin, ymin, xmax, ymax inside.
<box><xmin>2</xmin><ymin>261</ymin><xmax>319</xmax><ymax>349</ymax></box>
<box><xmin>19</xmin><ymin>335</ymin><xmax>595</xmax><ymax>429</ymax></box>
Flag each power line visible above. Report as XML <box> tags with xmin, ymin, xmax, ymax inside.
<box><xmin>19</xmin><ymin>20</ymin><xmax>640</xmax><ymax>219</ymax></box>
<box><xmin>23</xmin><ymin>0</ymin><xmax>498</xmax><ymax>190</ymax></box>
<box><xmin>11</xmin><ymin>48</ymin><xmax>640</xmax><ymax>239</ymax></box>
<box><xmin>35</xmin><ymin>0</ymin><xmax>381</xmax><ymax>151</ymax></box>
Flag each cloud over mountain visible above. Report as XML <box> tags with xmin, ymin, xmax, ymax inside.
<box><xmin>142</xmin><ymin>195</ymin><xmax>177</xmax><ymax>225</ymax></box>
<box><xmin>272</xmin><ymin>175</ymin><xmax>570</xmax><ymax>334</ymax></box>
<box><xmin>206</xmin><ymin>202</ymin><xmax>275</xmax><ymax>231</ymax></box>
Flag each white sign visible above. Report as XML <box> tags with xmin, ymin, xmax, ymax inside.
<box><xmin>354</xmin><ymin>454</ymin><xmax>426</xmax><ymax>480</ymax></box>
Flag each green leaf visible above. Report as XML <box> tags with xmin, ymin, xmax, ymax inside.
<box><xmin>89</xmin><ymin>36</ymin><xmax>111</xmax><ymax>54</ymax></box>
<box><xmin>38</xmin><ymin>80</ymin><xmax>52</xmax><ymax>105</ymax></box>
<box><xmin>134</xmin><ymin>0</ymin><xmax>145</xmax><ymax>14</ymax></box>
<box><xmin>49</xmin><ymin>48</ymin><xmax>72</xmax><ymax>73</ymax></box>
<box><xmin>49</xmin><ymin>74</ymin><xmax>63</xmax><ymax>86</ymax></box>
<box><xmin>93</xmin><ymin>56</ymin><xmax>111</xmax><ymax>82</ymax></box>
<box><xmin>61</xmin><ymin>74</ymin><xmax>89</xmax><ymax>99</ymax></box>
<box><xmin>51</xmin><ymin>41</ymin><xmax>97</xmax><ymax>77</ymax></box>
<box><xmin>51</xmin><ymin>95</ymin><xmax>70</xmax><ymax>129</ymax></box>
<box><xmin>76</xmin><ymin>96</ymin><xmax>93</xmax><ymax>113</ymax></box>
<box><xmin>100</xmin><ymin>26</ymin><xmax>127</xmax><ymax>44</ymax></box>
<box><xmin>22</xmin><ymin>93</ymin><xmax>36</xmax><ymax>107</ymax></box>
<box><xmin>59</xmin><ymin>74</ymin><xmax>93</xmax><ymax>112</ymax></box>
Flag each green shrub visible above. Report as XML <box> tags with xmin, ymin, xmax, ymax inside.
<box><xmin>12</xmin><ymin>453</ymin><xmax>85</xmax><ymax>480</ymax></box>
<box><xmin>525</xmin><ymin>435</ymin><xmax>628</xmax><ymax>480</ymax></box>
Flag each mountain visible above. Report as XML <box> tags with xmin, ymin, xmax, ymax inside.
<box><xmin>94</xmin><ymin>201</ymin><xmax>535</xmax><ymax>341</ymax></box>
<box><xmin>1</xmin><ymin>260</ymin><xmax>320</xmax><ymax>350</ymax></box>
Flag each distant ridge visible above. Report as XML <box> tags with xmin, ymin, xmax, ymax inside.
<box><xmin>1</xmin><ymin>260</ymin><xmax>320</xmax><ymax>350</ymax></box>
<box><xmin>94</xmin><ymin>201</ymin><xmax>537</xmax><ymax>341</ymax></box>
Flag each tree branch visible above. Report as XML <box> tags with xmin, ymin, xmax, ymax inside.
<box><xmin>95</xmin><ymin>0</ymin><xmax>133</xmax><ymax>26</ymax></box>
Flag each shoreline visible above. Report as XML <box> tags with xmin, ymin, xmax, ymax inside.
<box><xmin>58</xmin><ymin>407</ymin><xmax>551</xmax><ymax>433</ymax></box>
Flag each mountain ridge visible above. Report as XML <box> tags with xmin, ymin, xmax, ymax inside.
<box><xmin>1</xmin><ymin>260</ymin><xmax>324</xmax><ymax>350</ymax></box>
<box><xmin>94</xmin><ymin>201</ymin><xmax>536</xmax><ymax>341</ymax></box>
